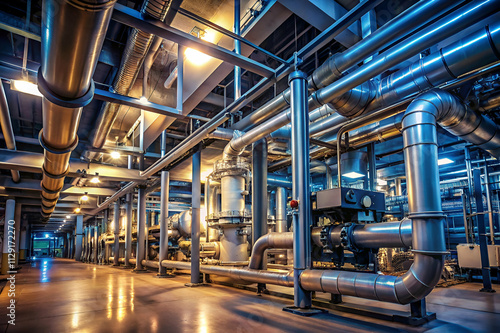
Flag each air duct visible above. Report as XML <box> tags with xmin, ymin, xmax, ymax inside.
<box><xmin>89</xmin><ymin>0</ymin><xmax>172</xmax><ymax>156</ymax></box>
<box><xmin>38</xmin><ymin>0</ymin><xmax>116</xmax><ymax>219</ymax></box>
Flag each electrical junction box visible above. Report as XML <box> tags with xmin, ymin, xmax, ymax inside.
<box><xmin>456</xmin><ymin>244</ymin><xmax>500</xmax><ymax>269</ymax></box>
<box><xmin>315</xmin><ymin>187</ymin><xmax>385</xmax><ymax>212</ymax></box>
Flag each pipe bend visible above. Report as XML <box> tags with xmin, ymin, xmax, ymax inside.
<box><xmin>248</xmin><ymin>232</ymin><xmax>293</xmax><ymax>270</ymax></box>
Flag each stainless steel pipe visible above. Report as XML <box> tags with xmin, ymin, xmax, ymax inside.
<box><xmin>249</xmin><ymin>232</ymin><xmax>293</xmax><ymax>270</ymax></box>
<box><xmin>251</xmin><ymin>139</ymin><xmax>268</xmax><ymax>249</ymax></box>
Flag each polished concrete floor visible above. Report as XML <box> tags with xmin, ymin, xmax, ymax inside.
<box><xmin>0</xmin><ymin>259</ymin><xmax>498</xmax><ymax>332</ymax></box>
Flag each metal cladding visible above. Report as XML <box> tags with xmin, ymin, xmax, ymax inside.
<box><xmin>90</xmin><ymin>0</ymin><xmax>172</xmax><ymax>153</ymax></box>
<box><xmin>249</xmin><ymin>232</ymin><xmax>293</xmax><ymax>270</ymax></box>
<box><xmin>38</xmin><ymin>0</ymin><xmax>116</xmax><ymax>218</ymax></box>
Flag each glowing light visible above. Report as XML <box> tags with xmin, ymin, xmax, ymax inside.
<box><xmin>343</xmin><ymin>171</ymin><xmax>365</xmax><ymax>179</ymax></box>
<box><xmin>185</xmin><ymin>29</ymin><xmax>216</xmax><ymax>65</ymax></box>
<box><xmin>81</xmin><ymin>194</ymin><xmax>89</xmax><ymax>201</ymax></box>
<box><xmin>377</xmin><ymin>179</ymin><xmax>388</xmax><ymax>185</ymax></box>
<box><xmin>74</xmin><ymin>208</ymin><xmax>81</xmax><ymax>213</ymax></box>
<box><xmin>66</xmin><ymin>215</ymin><xmax>71</xmax><ymax>219</ymax></box>
<box><xmin>139</xmin><ymin>96</ymin><xmax>148</xmax><ymax>104</ymax></box>
<box><xmin>11</xmin><ymin>80</ymin><xmax>42</xmax><ymax>97</ymax></box>
<box><xmin>90</xmin><ymin>176</ymin><xmax>100</xmax><ymax>184</ymax></box>
<box><xmin>438</xmin><ymin>157</ymin><xmax>454</xmax><ymax>166</ymax></box>
<box><xmin>111</xmin><ymin>151</ymin><xmax>121</xmax><ymax>159</ymax></box>
<box><xmin>45</xmin><ymin>234</ymin><xmax>49</xmax><ymax>238</ymax></box>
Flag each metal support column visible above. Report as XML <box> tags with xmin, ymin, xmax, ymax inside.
<box><xmin>158</xmin><ymin>169</ymin><xmax>171</xmax><ymax>276</ymax></box>
<box><xmin>286</xmin><ymin>69</ymin><xmax>316</xmax><ymax>312</ymax></box>
<box><xmin>13</xmin><ymin>203</ymin><xmax>21</xmax><ymax>267</ymax></box>
<box><xmin>367</xmin><ymin>143</ymin><xmax>376</xmax><ymax>191</ymax></box>
<box><xmin>234</xmin><ymin>0</ymin><xmax>241</xmax><ymax>100</ymax></box>
<box><xmin>75</xmin><ymin>214</ymin><xmax>83</xmax><ymax>261</ymax></box>
<box><xmin>177</xmin><ymin>45</ymin><xmax>184</xmax><ymax>112</ymax></box>
<box><xmin>483</xmin><ymin>161</ymin><xmax>495</xmax><ymax>244</ymax></box>
<box><xmin>124</xmin><ymin>155</ymin><xmax>133</xmax><ymax>267</ymax></box>
<box><xmin>188</xmin><ymin>148</ymin><xmax>202</xmax><ymax>285</ymax></box>
<box><xmin>134</xmin><ymin>186</ymin><xmax>147</xmax><ymax>271</ymax></box>
<box><xmin>252</xmin><ymin>139</ymin><xmax>268</xmax><ymax>247</ymax></box>
<box><xmin>473</xmin><ymin>168</ymin><xmax>495</xmax><ymax>293</ymax></box>
<box><xmin>113</xmin><ymin>201</ymin><xmax>120</xmax><ymax>266</ymax></box>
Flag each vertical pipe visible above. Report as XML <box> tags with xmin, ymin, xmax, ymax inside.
<box><xmin>367</xmin><ymin>143</ymin><xmax>376</xmax><ymax>191</ymax></box>
<box><xmin>177</xmin><ymin>45</ymin><xmax>184</xmax><ymax>112</ymax></box>
<box><xmin>252</xmin><ymin>139</ymin><xmax>268</xmax><ymax>246</ymax></box>
<box><xmin>94</xmin><ymin>224</ymin><xmax>98</xmax><ymax>263</ymax></box>
<box><xmin>462</xmin><ymin>192</ymin><xmax>470</xmax><ymax>244</ymax></box>
<box><xmin>0</xmin><ymin>83</ymin><xmax>20</xmax><ymax>182</ymax></box>
<box><xmin>19</xmin><ymin>220</ymin><xmax>27</xmax><ymax>262</ymax></box>
<box><xmin>190</xmin><ymin>149</ymin><xmax>201</xmax><ymax>284</ymax></box>
<box><xmin>159</xmin><ymin>170</ymin><xmax>170</xmax><ymax>275</ymax></box>
<box><xmin>234</xmin><ymin>0</ymin><xmax>241</xmax><ymax>100</ymax></box>
<box><xmin>205</xmin><ymin>177</ymin><xmax>211</xmax><ymax>242</ymax></box>
<box><xmin>1</xmin><ymin>199</ymin><xmax>15</xmax><ymax>274</ymax></box>
<box><xmin>75</xmin><ymin>215</ymin><xmax>83</xmax><ymax>261</ymax></box>
<box><xmin>13</xmin><ymin>203</ymin><xmax>21</xmax><ymax>267</ymax></box>
<box><xmin>113</xmin><ymin>201</ymin><xmax>120</xmax><ymax>265</ymax></box>
<box><xmin>290</xmin><ymin>70</ymin><xmax>312</xmax><ymax>308</ymax></box>
<box><xmin>465</xmin><ymin>148</ymin><xmax>475</xmax><ymax>241</ymax></box>
<box><xmin>125</xmin><ymin>155</ymin><xmax>133</xmax><ymax>266</ymax></box>
<box><xmin>275</xmin><ymin>187</ymin><xmax>287</xmax><ymax>233</ymax></box>
<box><xmin>135</xmin><ymin>186</ymin><xmax>147</xmax><ymax>271</ymax></box>
<box><xmin>473</xmin><ymin>168</ymin><xmax>494</xmax><ymax>291</ymax></box>
<box><xmin>395</xmin><ymin>178</ymin><xmax>402</xmax><ymax>196</ymax></box>
<box><xmin>483</xmin><ymin>162</ymin><xmax>495</xmax><ymax>244</ymax></box>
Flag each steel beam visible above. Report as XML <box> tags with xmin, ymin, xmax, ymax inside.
<box><xmin>111</xmin><ymin>3</ymin><xmax>275</xmax><ymax>78</ymax></box>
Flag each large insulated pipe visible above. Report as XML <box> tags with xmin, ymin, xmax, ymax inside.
<box><xmin>160</xmin><ymin>260</ymin><xmax>294</xmax><ymax>287</ymax></box>
<box><xmin>0</xmin><ymin>82</ymin><xmax>20</xmax><ymax>182</ymax></box>
<box><xmin>289</xmin><ymin>70</ymin><xmax>312</xmax><ymax>308</ymax></box>
<box><xmin>328</xmin><ymin>20</ymin><xmax>500</xmax><ymax>119</ymax></box>
<box><xmin>190</xmin><ymin>149</ymin><xmax>201</xmax><ymax>284</ymax></box>
<box><xmin>38</xmin><ymin>0</ymin><xmax>116</xmax><ymax>219</ymax></box>
<box><xmin>249</xmin><ymin>232</ymin><xmax>293</xmax><ymax>269</ymax></box>
<box><xmin>134</xmin><ymin>186</ymin><xmax>147</xmax><ymax>271</ymax></box>
<box><xmin>113</xmin><ymin>201</ymin><xmax>120</xmax><ymax>266</ymax></box>
<box><xmin>224</xmin><ymin>1</ymin><xmax>499</xmax><ymax>159</ymax></box>
<box><xmin>275</xmin><ymin>187</ymin><xmax>287</xmax><ymax>233</ymax></box>
<box><xmin>232</xmin><ymin>0</ymin><xmax>462</xmax><ymax>131</ymax></box>
<box><xmin>311</xmin><ymin>219</ymin><xmax>412</xmax><ymax>250</ymax></box>
<box><xmin>90</xmin><ymin>0</ymin><xmax>172</xmax><ymax>153</ymax></box>
<box><xmin>252</xmin><ymin>139</ymin><xmax>268</xmax><ymax>248</ymax></box>
<box><xmin>301</xmin><ymin>88</ymin><xmax>500</xmax><ymax>304</ymax></box>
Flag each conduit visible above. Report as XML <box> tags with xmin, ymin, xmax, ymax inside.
<box><xmin>38</xmin><ymin>0</ymin><xmax>116</xmax><ymax>219</ymax></box>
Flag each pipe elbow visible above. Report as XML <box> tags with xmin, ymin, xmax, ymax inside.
<box><xmin>249</xmin><ymin>232</ymin><xmax>293</xmax><ymax>270</ymax></box>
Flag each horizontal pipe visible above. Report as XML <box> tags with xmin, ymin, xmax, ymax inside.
<box><xmin>249</xmin><ymin>232</ymin><xmax>293</xmax><ymax>270</ymax></box>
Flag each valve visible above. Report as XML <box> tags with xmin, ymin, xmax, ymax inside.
<box><xmin>290</xmin><ymin>199</ymin><xmax>299</xmax><ymax>209</ymax></box>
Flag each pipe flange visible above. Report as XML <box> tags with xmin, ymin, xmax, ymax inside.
<box><xmin>40</xmin><ymin>192</ymin><xmax>59</xmax><ymax>205</ymax></box>
<box><xmin>41</xmin><ymin>202</ymin><xmax>57</xmax><ymax>211</ymax></box>
<box><xmin>39</xmin><ymin>130</ymin><xmax>79</xmax><ymax>155</ymax></box>
<box><xmin>40</xmin><ymin>181</ymin><xmax>64</xmax><ymax>195</ymax></box>
<box><xmin>340</xmin><ymin>223</ymin><xmax>361</xmax><ymax>253</ymax></box>
<box><xmin>41</xmin><ymin>163</ymin><xmax>70</xmax><ymax>180</ymax></box>
<box><xmin>319</xmin><ymin>225</ymin><xmax>330</xmax><ymax>249</ymax></box>
<box><xmin>411</xmin><ymin>249</ymin><xmax>449</xmax><ymax>255</ymax></box>
<box><xmin>407</xmin><ymin>212</ymin><xmax>445</xmax><ymax>219</ymax></box>
<box><xmin>37</xmin><ymin>69</ymin><xmax>95</xmax><ymax>108</ymax></box>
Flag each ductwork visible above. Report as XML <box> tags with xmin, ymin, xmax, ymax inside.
<box><xmin>231</xmin><ymin>0</ymin><xmax>464</xmax><ymax>132</ymax></box>
<box><xmin>249</xmin><ymin>232</ymin><xmax>293</xmax><ymax>269</ymax></box>
<box><xmin>38</xmin><ymin>0</ymin><xmax>116</xmax><ymax>219</ymax></box>
<box><xmin>0</xmin><ymin>82</ymin><xmax>20</xmax><ymax>182</ymax></box>
<box><xmin>223</xmin><ymin>0</ymin><xmax>499</xmax><ymax>159</ymax></box>
<box><xmin>328</xmin><ymin>20</ymin><xmax>500</xmax><ymax>119</ymax></box>
<box><xmin>89</xmin><ymin>0</ymin><xmax>172</xmax><ymax>155</ymax></box>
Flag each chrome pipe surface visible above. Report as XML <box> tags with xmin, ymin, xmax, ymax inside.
<box><xmin>289</xmin><ymin>70</ymin><xmax>312</xmax><ymax>308</ymax></box>
<box><xmin>252</xmin><ymin>139</ymin><xmax>268</xmax><ymax>249</ymax></box>
<box><xmin>158</xmin><ymin>170</ymin><xmax>169</xmax><ymax>275</ymax></box>
<box><xmin>275</xmin><ymin>187</ymin><xmax>287</xmax><ymax>233</ymax></box>
<box><xmin>113</xmin><ymin>201</ymin><xmax>120</xmax><ymax>266</ymax></box>
<box><xmin>191</xmin><ymin>149</ymin><xmax>201</xmax><ymax>284</ymax></box>
<box><xmin>135</xmin><ymin>186</ymin><xmax>147</xmax><ymax>270</ymax></box>
<box><xmin>249</xmin><ymin>232</ymin><xmax>293</xmax><ymax>270</ymax></box>
<box><xmin>124</xmin><ymin>157</ymin><xmax>133</xmax><ymax>267</ymax></box>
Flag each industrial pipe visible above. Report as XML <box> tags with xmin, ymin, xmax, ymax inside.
<box><xmin>0</xmin><ymin>82</ymin><xmax>20</xmax><ymax>182</ymax></box>
<box><xmin>275</xmin><ymin>187</ymin><xmax>287</xmax><ymax>233</ymax></box>
<box><xmin>249</xmin><ymin>232</ymin><xmax>293</xmax><ymax>270</ymax></box>
<box><xmin>38</xmin><ymin>0</ymin><xmax>116</xmax><ymax>219</ymax></box>
<box><xmin>251</xmin><ymin>139</ymin><xmax>268</xmax><ymax>249</ymax></box>
<box><xmin>113</xmin><ymin>201</ymin><xmax>120</xmax><ymax>266</ymax></box>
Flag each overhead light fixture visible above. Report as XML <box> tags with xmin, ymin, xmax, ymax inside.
<box><xmin>45</xmin><ymin>234</ymin><xmax>49</xmax><ymax>238</ymax></box>
<box><xmin>81</xmin><ymin>193</ymin><xmax>89</xmax><ymax>201</ymax></box>
<box><xmin>377</xmin><ymin>179</ymin><xmax>388</xmax><ymax>185</ymax></box>
<box><xmin>74</xmin><ymin>207</ymin><xmax>81</xmax><ymax>213</ymax></box>
<box><xmin>111</xmin><ymin>151</ymin><xmax>121</xmax><ymax>159</ymax></box>
<box><xmin>63</xmin><ymin>220</ymin><xmax>66</xmax><ymax>222</ymax></box>
<box><xmin>343</xmin><ymin>171</ymin><xmax>365</xmax><ymax>179</ymax></box>
<box><xmin>11</xmin><ymin>80</ymin><xmax>43</xmax><ymax>97</ymax></box>
<box><xmin>185</xmin><ymin>27</ymin><xmax>215</xmax><ymax>65</ymax></box>
<box><xmin>90</xmin><ymin>174</ymin><xmax>100</xmax><ymax>184</ymax></box>
<box><xmin>438</xmin><ymin>157</ymin><xmax>454</xmax><ymax>166</ymax></box>
<box><xmin>66</xmin><ymin>215</ymin><xmax>71</xmax><ymax>219</ymax></box>
<box><xmin>139</xmin><ymin>96</ymin><xmax>148</xmax><ymax>104</ymax></box>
